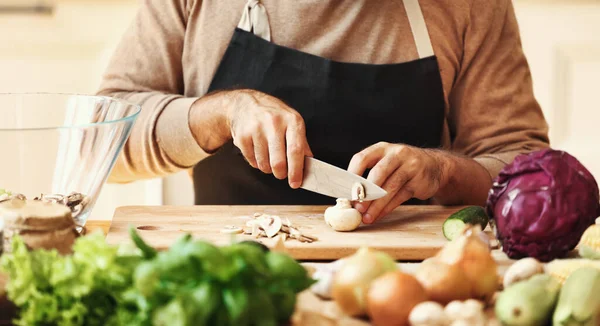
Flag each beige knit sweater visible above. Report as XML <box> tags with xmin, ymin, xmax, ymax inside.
<box><xmin>97</xmin><ymin>0</ymin><xmax>549</xmax><ymax>184</ymax></box>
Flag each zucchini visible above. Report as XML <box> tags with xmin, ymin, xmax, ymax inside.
<box><xmin>442</xmin><ymin>206</ymin><xmax>489</xmax><ymax>241</ymax></box>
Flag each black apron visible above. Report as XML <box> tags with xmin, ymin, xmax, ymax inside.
<box><xmin>193</xmin><ymin>0</ymin><xmax>445</xmax><ymax>205</ymax></box>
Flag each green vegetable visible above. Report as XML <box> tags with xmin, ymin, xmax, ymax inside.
<box><xmin>238</xmin><ymin>240</ymin><xmax>270</xmax><ymax>253</ymax></box>
<box><xmin>130</xmin><ymin>227</ymin><xmax>158</xmax><ymax>259</ymax></box>
<box><xmin>0</xmin><ymin>188</ymin><xmax>10</xmax><ymax>196</ymax></box>
<box><xmin>1</xmin><ymin>226</ymin><xmax>315</xmax><ymax>326</ymax></box>
<box><xmin>495</xmin><ymin>274</ymin><xmax>561</xmax><ymax>326</ymax></box>
<box><xmin>0</xmin><ymin>231</ymin><xmax>140</xmax><ymax>326</ymax></box>
<box><xmin>553</xmin><ymin>267</ymin><xmax>600</xmax><ymax>326</ymax></box>
<box><xmin>443</xmin><ymin>206</ymin><xmax>489</xmax><ymax>241</ymax></box>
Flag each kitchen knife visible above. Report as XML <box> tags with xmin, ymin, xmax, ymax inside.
<box><xmin>301</xmin><ymin>157</ymin><xmax>387</xmax><ymax>201</ymax></box>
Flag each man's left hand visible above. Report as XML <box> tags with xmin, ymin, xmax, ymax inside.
<box><xmin>348</xmin><ymin>142</ymin><xmax>449</xmax><ymax>224</ymax></box>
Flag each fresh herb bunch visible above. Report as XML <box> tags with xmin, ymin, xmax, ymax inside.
<box><xmin>0</xmin><ymin>228</ymin><xmax>315</xmax><ymax>326</ymax></box>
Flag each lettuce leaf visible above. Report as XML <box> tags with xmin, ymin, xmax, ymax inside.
<box><xmin>0</xmin><ymin>232</ymin><xmax>141</xmax><ymax>326</ymax></box>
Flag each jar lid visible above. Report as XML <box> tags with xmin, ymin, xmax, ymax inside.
<box><xmin>0</xmin><ymin>199</ymin><xmax>74</xmax><ymax>231</ymax></box>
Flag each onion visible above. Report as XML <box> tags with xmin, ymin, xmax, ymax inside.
<box><xmin>331</xmin><ymin>247</ymin><xmax>397</xmax><ymax>316</ymax></box>
<box><xmin>415</xmin><ymin>226</ymin><xmax>499</xmax><ymax>303</ymax></box>
<box><xmin>415</xmin><ymin>258</ymin><xmax>471</xmax><ymax>304</ymax></box>
<box><xmin>366</xmin><ymin>271</ymin><xmax>428</xmax><ymax>326</ymax></box>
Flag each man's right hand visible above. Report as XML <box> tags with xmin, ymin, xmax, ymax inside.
<box><xmin>190</xmin><ymin>89</ymin><xmax>312</xmax><ymax>189</ymax></box>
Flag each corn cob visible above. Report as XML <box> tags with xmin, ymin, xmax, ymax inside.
<box><xmin>578</xmin><ymin>217</ymin><xmax>600</xmax><ymax>260</ymax></box>
<box><xmin>544</xmin><ymin>259</ymin><xmax>600</xmax><ymax>285</ymax></box>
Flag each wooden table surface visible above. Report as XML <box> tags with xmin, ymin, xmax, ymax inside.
<box><xmin>1</xmin><ymin>219</ymin><xmax>514</xmax><ymax>325</ymax></box>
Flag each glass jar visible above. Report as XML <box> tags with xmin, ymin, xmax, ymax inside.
<box><xmin>1</xmin><ymin>198</ymin><xmax>78</xmax><ymax>255</ymax></box>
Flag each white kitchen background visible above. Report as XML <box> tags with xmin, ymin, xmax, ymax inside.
<box><xmin>0</xmin><ymin>0</ymin><xmax>599</xmax><ymax>221</ymax></box>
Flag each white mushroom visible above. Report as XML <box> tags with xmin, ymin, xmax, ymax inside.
<box><xmin>444</xmin><ymin>300</ymin><xmax>486</xmax><ymax>325</ymax></box>
<box><xmin>503</xmin><ymin>257</ymin><xmax>544</xmax><ymax>288</ymax></box>
<box><xmin>323</xmin><ymin>198</ymin><xmax>362</xmax><ymax>232</ymax></box>
<box><xmin>408</xmin><ymin>301</ymin><xmax>450</xmax><ymax>326</ymax></box>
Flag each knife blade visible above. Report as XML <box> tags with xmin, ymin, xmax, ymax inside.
<box><xmin>300</xmin><ymin>157</ymin><xmax>387</xmax><ymax>201</ymax></box>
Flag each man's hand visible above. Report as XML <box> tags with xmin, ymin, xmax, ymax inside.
<box><xmin>348</xmin><ymin>142</ymin><xmax>450</xmax><ymax>224</ymax></box>
<box><xmin>190</xmin><ymin>89</ymin><xmax>312</xmax><ymax>189</ymax></box>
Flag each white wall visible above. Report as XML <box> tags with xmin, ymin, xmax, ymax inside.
<box><xmin>514</xmin><ymin>0</ymin><xmax>600</xmax><ymax>179</ymax></box>
<box><xmin>0</xmin><ymin>0</ymin><xmax>162</xmax><ymax>221</ymax></box>
<box><xmin>0</xmin><ymin>0</ymin><xmax>599</xmax><ymax>222</ymax></box>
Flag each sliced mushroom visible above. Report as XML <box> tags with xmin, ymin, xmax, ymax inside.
<box><xmin>251</xmin><ymin>224</ymin><xmax>262</xmax><ymax>238</ymax></box>
<box><xmin>351</xmin><ymin>182</ymin><xmax>365</xmax><ymax>202</ymax></box>
<box><xmin>220</xmin><ymin>225</ymin><xmax>243</xmax><ymax>234</ymax></box>
<box><xmin>260</xmin><ymin>215</ymin><xmax>282</xmax><ymax>238</ymax></box>
<box><xmin>246</xmin><ymin>219</ymin><xmax>262</xmax><ymax>228</ymax></box>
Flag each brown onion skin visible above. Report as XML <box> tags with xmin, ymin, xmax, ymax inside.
<box><xmin>366</xmin><ymin>271</ymin><xmax>428</xmax><ymax>326</ymax></box>
<box><xmin>457</xmin><ymin>236</ymin><xmax>499</xmax><ymax>301</ymax></box>
<box><xmin>414</xmin><ymin>258</ymin><xmax>471</xmax><ymax>305</ymax></box>
<box><xmin>331</xmin><ymin>248</ymin><xmax>397</xmax><ymax>316</ymax></box>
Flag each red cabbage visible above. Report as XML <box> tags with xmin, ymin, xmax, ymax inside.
<box><xmin>486</xmin><ymin>149</ymin><xmax>600</xmax><ymax>262</ymax></box>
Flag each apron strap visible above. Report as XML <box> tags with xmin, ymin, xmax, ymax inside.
<box><xmin>237</xmin><ymin>0</ymin><xmax>272</xmax><ymax>41</ymax></box>
<box><xmin>402</xmin><ymin>0</ymin><xmax>435</xmax><ymax>58</ymax></box>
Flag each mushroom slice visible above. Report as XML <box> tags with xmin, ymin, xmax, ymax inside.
<box><xmin>220</xmin><ymin>225</ymin><xmax>243</xmax><ymax>234</ymax></box>
<box><xmin>269</xmin><ymin>234</ymin><xmax>287</xmax><ymax>253</ymax></box>
<box><xmin>351</xmin><ymin>182</ymin><xmax>365</xmax><ymax>202</ymax></box>
<box><xmin>246</xmin><ymin>219</ymin><xmax>262</xmax><ymax>228</ymax></box>
<box><xmin>251</xmin><ymin>224</ymin><xmax>262</xmax><ymax>238</ymax></box>
<box><xmin>260</xmin><ymin>215</ymin><xmax>282</xmax><ymax>238</ymax></box>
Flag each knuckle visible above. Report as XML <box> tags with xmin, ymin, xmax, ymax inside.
<box><xmin>407</xmin><ymin>158</ymin><xmax>421</xmax><ymax>170</ymax></box>
<box><xmin>352</xmin><ymin>152</ymin><xmax>366</xmax><ymax>162</ymax></box>
<box><xmin>246</xmin><ymin>120</ymin><xmax>261</xmax><ymax>132</ymax></box>
<box><xmin>288</xmin><ymin>143</ymin><xmax>304</xmax><ymax>156</ymax></box>
<box><xmin>267</xmin><ymin>113</ymin><xmax>283</xmax><ymax>126</ymax></box>
<box><xmin>289</xmin><ymin>114</ymin><xmax>305</xmax><ymax>128</ymax></box>
<box><xmin>258</xmin><ymin>163</ymin><xmax>271</xmax><ymax>174</ymax></box>
<box><xmin>394</xmin><ymin>145</ymin><xmax>409</xmax><ymax>155</ymax></box>
<box><xmin>289</xmin><ymin>112</ymin><xmax>303</xmax><ymax>123</ymax></box>
<box><xmin>235</xmin><ymin>135</ymin><xmax>251</xmax><ymax>148</ymax></box>
<box><xmin>404</xmin><ymin>187</ymin><xmax>416</xmax><ymax>198</ymax></box>
<box><xmin>271</xmin><ymin>159</ymin><xmax>287</xmax><ymax>172</ymax></box>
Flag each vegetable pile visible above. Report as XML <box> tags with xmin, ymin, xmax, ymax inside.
<box><xmin>486</xmin><ymin>149</ymin><xmax>600</xmax><ymax>262</ymax></box>
<box><xmin>0</xmin><ymin>229</ymin><xmax>314</xmax><ymax>326</ymax></box>
<box><xmin>311</xmin><ymin>226</ymin><xmax>499</xmax><ymax>326</ymax></box>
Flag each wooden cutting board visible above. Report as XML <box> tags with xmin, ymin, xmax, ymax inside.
<box><xmin>105</xmin><ymin>205</ymin><xmax>468</xmax><ymax>261</ymax></box>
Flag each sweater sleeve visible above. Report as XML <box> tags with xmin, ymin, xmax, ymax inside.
<box><xmin>96</xmin><ymin>0</ymin><xmax>207</xmax><ymax>184</ymax></box>
<box><xmin>447</xmin><ymin>0</ymin><xmax>550</xmax><ymax>179</ymax></box>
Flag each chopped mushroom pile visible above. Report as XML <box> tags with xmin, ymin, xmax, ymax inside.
<box><xmin>220</xmin><ymin>213</ymin><xmax>319</xmax><ymax>243</ymax></box>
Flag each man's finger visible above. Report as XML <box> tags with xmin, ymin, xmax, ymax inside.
<box><xmin>286</xmin><ymin>126</ymin><xmax>307</xmax><ymax>188</ymax></box>
<box><xmin>268</xmin><ymin>130</ymin><xmax>287</xmax><ymax>180</ymax></box>
<box><xmin>354</xmin><ymin>155</ymin><xmax>401</xmax><ymax>214</ymax></box>
<box><xmin>347</xmin><ymin>142</ymin><xmax>388</xmax><ymax>177</ymax></box>
<box><xmin>253</xmin><ymin>132</ymin><xmax>271</xmax><ymax>174</ymax></box>
<box><xmin>364</xmin><ymin>166</ymin><xmax>412</xmax><ymax>224</ymax></box>
<box><xmin>378</xmin><ymin>188</ymin><xmax>414</xmax><ymax>220</ymax></box>
<box><xmin>366</xmin><ymin>154</ymin><xmax>403</xmax><ymax>189</ymax></box>
<box><xmin>235</xmin><ymin>135</ymin><xmax>257</xmax><ymax>168</ymax></box>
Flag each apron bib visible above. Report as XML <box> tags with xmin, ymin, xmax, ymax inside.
<box><xmin>193</xmin><ymin>0</ymin><xmax>445</xmax><ymax>205</ymax></box>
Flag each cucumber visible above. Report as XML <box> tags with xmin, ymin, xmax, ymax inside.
<box><xmin>442</xmin><ymin>206</ymin><xmax>489</xmax><ymax>241</ymax></box>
